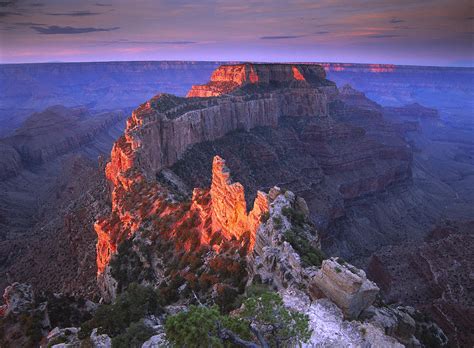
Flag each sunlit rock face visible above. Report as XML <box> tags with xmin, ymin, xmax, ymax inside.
<box><xmin>209</xmin><ymin>156</ymin><xmax>268</xmax><ymax>248</ymax></box>
<box><xmin>95</xmin><ymin>155</ymin><xmax>269</xmax><ymax>278</ymax></box>
<box><xmin>187</xmin><ymin>63</ymin><xmax>328</xmax><ymax>97</ymax></box>
<box><xmin>96</xmin><ymin>63</ymin><xmax>337</xmax><ymax>281</ymax></box>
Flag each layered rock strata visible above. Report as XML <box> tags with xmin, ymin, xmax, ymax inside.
<box><xmin>187</xmin><ymin>63</ymin><xmax>330</xmax><ymax>97</ymax></box>
<box><xmin>96</xmin><ymin>155</ymin><xmax>269</xmax><ymax>277</ymax></box>
<box><xmin>96</xmin><ymin>63</ymin><xmax>336</xmax><ymax>279</ymax></box>
<box><xmin>107</xmin><ymin>74</ymin><xmax>335</xmax><ymax>183</ymax></box>
<box><xmin>4</xmin><ymin>105</ymin><xmax>126</xmax><ymax>164</ymax></box>
<box><xmin>208</xmin><ymin>156</ymin><xmax>268</xmax><ymax>247</ymax></box>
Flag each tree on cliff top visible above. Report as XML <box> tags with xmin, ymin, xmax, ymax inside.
<box><xmin>165</xmin><ymin>291</ymin><xmax>312</xmax><ymax>348</ymax></box>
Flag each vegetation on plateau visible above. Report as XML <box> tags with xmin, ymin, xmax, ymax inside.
<box><xmin>165</xmin><ymin>290</ymin><xmax>312</xmax><ymax>348</ymax></box>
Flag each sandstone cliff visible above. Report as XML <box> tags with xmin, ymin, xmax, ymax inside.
<box><xmin>97</xmin><ymin>62</ymin><xmax>413</xmax><ymax>281</ymax></box>
<box><xmin>107</xmin><ymin>65</ymin><xmax>336</xmax><ymax>183</ymax></box>
<box><xmin>96</xmin><ymin>63</ymin><xmax>339</xmax><ymax>280</ymax></box>
<box><xmin>96</xmin><ymin>154</ymin><xmax>269</xmax><ymax>279</ymax></box>
<box><xmin>187</xmin><ymin>63</ymin><xmax>330</xmax><ymax>97</ymax></box>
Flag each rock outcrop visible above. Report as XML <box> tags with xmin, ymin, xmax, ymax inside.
<box><xmin>367</xmin><ymin>221</ymin><xmax>474</xmax><ymax>347</ymax></box>
<box><xmin>311</xmin><ymin>258</ymin><xmax>379</xmax><ymax>319</ymax></box>
<box><xmin>282</xmin><ymin>289</ymin><xmax>404</xmax><ymax>347</ymax></box>
<box><xmin>249</xmin><ymin>186</ymin><xmax>320</xmax><ymax>290</ymax></box>
<box><xmin>0</xmin><ymin>283</ymin><xmax>35</xmax><ymax>316</ymax></box>
<box><xmin>187</xmin><ymin>63</ymin><xmax>330</xmax><ymax>97</ymax></box>
<box><xmin>96</xmin><ymin>63</ymin><xmax>337</xmax><ymax>281</ymax></box>
<box><xmin>208</xmin><ymin>156</ymin><xmax>268</xmax><ymax>248</ymax></box>
<box><xmin>249</xmin><ymin>187</ymin><xmax>378</xmax><ymax>319</ymax></box>
<box><xmin>96</xmin><ymin>154</ymin><xmax>269</xmax><ymax>282</ymax></box>
<box><xmin>107</xmin><ymin>78</ymin><xmax>334</xmax><ymax>183</ymax></box>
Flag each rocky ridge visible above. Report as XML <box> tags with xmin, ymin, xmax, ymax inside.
<box><xmin>96</xmin><ymin>63</ymin><xmax>337</xmax><ymax>278</ymax></box>
<box><xmin>4</xmin><ymin>105</ymin><xmax>126</xmax><ymax>165</ymax></box>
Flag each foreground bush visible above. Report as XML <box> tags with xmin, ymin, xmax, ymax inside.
<box><xmin>165</xmin><ymin>290</ymin><xmax>311</xmax><ymax>347</ymax></box>
<box><xmin>79</xmin><ymin>283</ymin><xmax>160</xmax><ymax>341</ymax></box>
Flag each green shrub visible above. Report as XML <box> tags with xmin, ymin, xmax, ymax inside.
<box><xmin>281</xmin><ymin>206</ymin><xmax>306</xmax><ymax>226</ymax></box>
<box><xmin>47</xmin><ymin>336</ymin><xmax>68</xmax><ymax>348</ymax></box>
<box><xmin>273</xmin><ymin>216</ymin><xmax>283</xmax><ymax>229</ymax></box>
<box><xmin>283</xmin><ymin>228</ymin><xmax>325</xmax><ymax>267</ymax></box>
<box><xmin>111</xmin><ymin>321</ymin><xmax>154</xmax><ymax>348</ymax></box>
<box><xmin>240</xmin><ymin>291</ymin><xmax>312</xmax><ymax>347</ymax></box>
<box><xmin>110</xmin><ymin>239</ymin><xmax>154</xmax><ymax>293</ymax></box>
<box><xmin>165</xmin><ymin>305</ymin><xmax>250</xmax><ymax>348</ymax></box>
<box><xmin>336</xmin><ymin>257</ymin><xmax>346</xmax><ymax>265</ymax></box>
<box><xmin>79</xmin><ymin>284</ymin><xmax>161</xmax><ymax>339</ymax></box>
<box><xmin>165</xmin><ymin>291</ymin><xmax>312</xmax><ymax>348</ymax></box>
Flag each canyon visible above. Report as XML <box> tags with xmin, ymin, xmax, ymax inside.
<box><xmin>93</xmin><ymin>62</ymin><xmax>473</xmax><ymax>346</ymax></box>
<box><xmin>0</xmin><ymin>61</ymin><xmax>472</xmax><ymax>347</ymax></box>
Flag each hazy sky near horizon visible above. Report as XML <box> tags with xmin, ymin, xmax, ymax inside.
<box><xmin>0</xmin><ymin>0</ymin><xmax>472</xmax><ymax>66</ymax></box>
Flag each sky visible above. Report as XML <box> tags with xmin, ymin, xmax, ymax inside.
<box><xmin>0</xmin><ymin>0</ymin><xmax>473</xmax><ymax>66</ymax></box>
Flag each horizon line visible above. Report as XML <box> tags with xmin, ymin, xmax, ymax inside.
<box><xmin>0</xmin><ymin>59</ymin><xmax>473</xmax><ymax>69</ymax></box>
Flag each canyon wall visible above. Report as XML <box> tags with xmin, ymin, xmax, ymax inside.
<box><xmin>96</xmin><ymin>63</ymin><xmax>335</xmax><ymax>277</ymax></box>
<box><xmin>5</xmin><ymin>106</ymin><xmax>126</xmax><ymax>164</ymax></box>
<box><xmin>105</xmin><ymin>64</ymin><xmax>335</xmax><ymax>182</ymax></box>
<box><xmin>187</xmin><ymin>63</ymin><xmax>328</xmax><ymax>97</ymax></box>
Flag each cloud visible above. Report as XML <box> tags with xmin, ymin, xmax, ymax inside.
<box><xmin>28</xmin><ymin>2</ymin><xmax>43</xmax><ymax>6</ymax></box>
<box><xmin>95</xmin><ymin>39</ymin><xmax>197</xmax><ymax>46</ymax></box>
<box><xmin>31</xmin><ymin>25</ymin><xmax>120</xmax><ymax>34</ymax></box>
<box><xmin>315</xmin><ymin>31</ymin><xmax>330</xmax><ymax>34</ymax></box>
<box><xmin>0</xmin><ymin>1</ymin><xmax>15</xmax><ymax>7</ymax></box>
<box><xmin>366</xmin><ymin>34</ymin><xmax>402</xmax><ymax>39</ymax></box>
<box><xmin>46</xmin><ymin>10</ymin><xmax>102</xmax><ymax>16</ymax></box>
<box><xmin>95</xmin><ymin>2</ymin><xmax>112</xmax><ymax>6</ymax></box>
<box><xmin>389</xmin><ymin>18</ymin><xmax>405</xmax><ymax>24</ymax></box>
<box><xmin>14</xmin><ymin>21</ymin><xmax>44</xmax><ymax>26</ymax></box>
<box><xmin>0</xmin><ymin>10</ymin><xmax>21</xmax><ymax>17</ymax></box>
<box><xmin>260</xmin><ymin>35</ymin><xmax>305</xmax><ymax>40</ymax></box>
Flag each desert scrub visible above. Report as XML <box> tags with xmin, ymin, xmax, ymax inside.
<box><xmin>273</xmin><ymin>216</ymin><xmax>283</xmax><ymax>229</ymax></box>
<box><xmin>281</xmin><ymin>206</ymin><xmax>306</xmax><ymax>226</ymax></box>
<box><xmin>283</xmin><ymin>228</ymin><xmax>325</xmax><ymax>267</ymax></box>
<box><xmin>79</xmin><ymin>284</ymin><xmax>161</xmax><ymax>339</ymax></box>
<box><xmin>260</xmin><ymin>211</ymin><xmax>270</xmax><ymax>223</ymax></box>
<box><xmin>165</xmin><ymin>291</ymin><xmax>311</xmax><ymax>348</ymax></box>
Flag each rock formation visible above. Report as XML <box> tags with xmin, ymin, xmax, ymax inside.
<box><xmin>106</xmin><ymin>64</ymin><xmax>335</xmax><ymax>182</ymax></box>
<box><xmin>367</xmin><ymin>221</ymin><xmax>474</xmax><ymax>347</ymax></box>
<box><xmin>249</xmin><ymin>186</ymin><xmax>321</xmax><ymax>291</ymax></box>
<box><xmin>187</xmin><ymin>63</ymin><xmax>329</xmax><ymax>97</ymax></box>
<box><xmin>311</xmin><ymin>258</ymin><xmax>379</xmax><ymax>319</ymax></box>
<box><xmin>0</xmin><ymin>283</ymin><xmax>35</xmax><ymax>316</ymax></box>
<box><xmin>96</xmin><ymin>154</ymin><xmax>268</xmax><ymax>278</ymax></box>
<box><xmin>96</xmin><ymin>63</ymin><xmax>337</xmax><ymax>279</ymax></box>
<box><xmin>208</xmin><ymin>156</ymin><xmax>268</xmax><ymax>247</ymax></box>
<box><xmin>4</xmin><ymin>105</ymin><xmax>125</xmax><ymax>164</ymax></box>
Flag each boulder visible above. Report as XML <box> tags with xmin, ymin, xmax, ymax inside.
<box><xmin>311</xmin><ymin>258</ymin><xmax>379</xmax><ymax>319</ymax></box>
<box><xmin>1</xmin><ymin>282</ymin><xmax>34</xmax><ymax>315</ymax></box>
<box><xmin>90</xmin><ymin>328</ymin><xmax>112</xmax><ymax>348</ymax></box>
